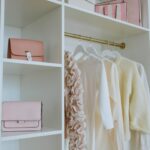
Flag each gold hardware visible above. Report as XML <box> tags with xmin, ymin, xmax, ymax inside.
<box><xmin>65</xmin><ymin>32</ymin><xmax>126</xmax><ymax>49</ymax></box>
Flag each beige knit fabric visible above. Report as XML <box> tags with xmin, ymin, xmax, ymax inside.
<box><xmin>65</xmin><ymin>52</ymin><xmax>87</xmax><ymax>150</ymax></box>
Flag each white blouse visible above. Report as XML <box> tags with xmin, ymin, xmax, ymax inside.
<box><xmin>77</xmin><ymin>56</ymin><xmax>113</xmax><ymax>150</ymax></box>
<box><xmin>95</xmin><ymin>60</ymin><xmax>125</xmax><ymax>150</ymax></box>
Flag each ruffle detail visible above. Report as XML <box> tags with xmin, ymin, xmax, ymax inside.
<box><xmin>65</xmin><ymin>52</ymin><xmax>87</xmax><ymax>150</ymax></box>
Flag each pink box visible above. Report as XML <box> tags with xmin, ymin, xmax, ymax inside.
<box><xmin>95</xmin><ymin>5</ymin><xmax>104</xmax><ymax>14</ymax></box>
<box><xmin>95</xmin><ymin>2</ymin><xmax>127</xmax><ymax>21</ymax></box>
<box><xmin>2</xmin><ymin>101</ymin><xmax>42</xmax><ymax>132</ymax></box>
<box><xmin>103</xmin><ymin>4</ymin><xmax>117</xmax><ymax>18</ymax></box>
<box><xmin>116</xmin><ymin>3</ymin><xmax>127</xmax><ymax>21</ymax></box>
<box><xmin>96</xmin><ymin>0</ymin><xmax>142</xmax><ymax>26</ymax></box>
<box><xmin>124</xmin><ymin>0</ymin><xmax>142</xmax><ymax>26</ymax></box>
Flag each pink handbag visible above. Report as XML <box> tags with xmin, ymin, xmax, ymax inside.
<box><xmin>2</xmin><ymin>101</ymin><xmax>42</xmax><ymax>132</ymax></box>
<box><xmin>8</xmin><ymin>38</ymin><xmax>45</xmax><ymax>62</ymax></box>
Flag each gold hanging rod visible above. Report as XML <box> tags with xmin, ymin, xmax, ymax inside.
<box><xmin>65</xmin><ymin>32</ymin><xmax>126</xmax><ymax>49</ymax></box>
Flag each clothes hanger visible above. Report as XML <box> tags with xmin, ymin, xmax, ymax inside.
<box><xmin>73</xmin><ymin>40</ymin><xmax>89</xmax><ymax>61</ymax></box>
<box><xmin>112</xmin><ymin>50</ymin><xmax>121</xmax><ymax>57</ymax></box>
<box><xmin>85</xmin><ymin>42</ymin><xmax>115</xmax><ymax>64</ymax></box>
<box><xmin>73</xmin><ymin>40</ymin><xmax>105</xmax><ymax>63</ymax></box>
<box><xmin>73</xmin><ymin>39</ymin><xmax>101</xmax><ymax>62</ymax></box>
<box><xmin>110</xmin><ymin>41</ymin><xmax>122</xmax><ymax>57</ymax></box>
<box><xmin>87</xmin><ymin>42</ymin><xmax>99</xmax><ymax>57</ymax></box>
<box><xmin>101</xmin><ymin>41</ymin><xmax>120</xmax><ymax>61</ymax></box>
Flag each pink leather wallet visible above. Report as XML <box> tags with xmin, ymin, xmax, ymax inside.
<box><xmin>2</xmin><ymin>101</ymin><xmax>42</xmax><ymax>132</ymax></box>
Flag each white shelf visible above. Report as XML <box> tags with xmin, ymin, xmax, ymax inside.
<box><xmin>5</xmin><ymin>0</ymin><xmax>62</xmax><ymax>28</ymax></box>
<box><xmin>3</xmin><ymin>58</ymin><xmax>62</xmax><ymax>75</ymax></box>
<box><xmin>3</xmin><ymin>58</ymin><xmax>62</xmax><ymax>68</ymax></box>
<box><xmin>1</xmin><ymin>128</ymin><xmax>62</xmax><ymax>141</ymax></box>
<box><xmin>47</xmin><ymin>0</ymin><xmax>62</xmax><ymax>5</ymax></box>
<box><xmin>65</xmin><ymin>3</ymin><xmax>150</xmax><ymax>39</ymax></box>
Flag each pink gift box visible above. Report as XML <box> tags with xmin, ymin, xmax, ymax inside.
<box><xmin>124</xmin><ymin>0</ymin><xmax>142</xmax><ymax>26</ymax></box>
<box><xmin>96</xmin><ymin>0</ymin><xmax>142</xmax><ymax>26</ymax></box>
<box><xmin>95</xmin><ymin>2</ymin><xmax>127</xmax><ymax>21</ymax></box>
<box><xmin>116</xmin><ymin>3</ymin><xmax>127</xmax><ymax>21</ymax></box>
<box><xmin>104</xmin><ymin>4</ymin><xmax>117</xmax><ymax>18</ymax></box>
<box><xmin>95</xmin><ymin>5</ymin><xmax>104</xmax><ymax>14</ymax></box>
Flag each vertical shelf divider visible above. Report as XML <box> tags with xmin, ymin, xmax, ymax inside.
<box><xmin>61</xmin><ymin>0</ymin><xmax>65</xmax><ymax>149</ymax></box>
<box><xmin>0</xmin><ymin>0</ymin><xmax>5</xmax><ymax>138</ymax></box>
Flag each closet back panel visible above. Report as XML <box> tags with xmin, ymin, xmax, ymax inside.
<box><xmin>3</xmin><ymin>74</ymin><xmax>21</xmax><ymax>100</ymax></box>
<box><xmin>119</xmin><ymin>33</ymin><xmax>150</xmax><ymax>83</ymax></box>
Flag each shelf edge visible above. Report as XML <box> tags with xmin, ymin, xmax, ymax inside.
<box><xmin>3</xmin><ymin>58</ymin><xmax>63</xmax><ymax>68</ymax></box>
<box><xmin>1</xmin><ymin>130</ymin><xmax>63</xmax><ymax>141</ymax></box>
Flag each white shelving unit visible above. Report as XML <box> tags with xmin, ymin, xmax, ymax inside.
<box><xmin>0</xmin><ymin>0</ymin><xmax>64</xmax><ymax>149</ymax></box>
<box><xmin>0</xmin><ymin>0</ymin><xmax>150</xmax><ymax>149</ymax></box>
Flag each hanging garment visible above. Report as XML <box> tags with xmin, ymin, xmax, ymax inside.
<box><xmin>77</xmin><ymin>56</ymin><xmax>113</xmax><ymax>150</ymax></box>
<box><xmin>76</xmin><ymin>48</ymin><xmax>125</xmax><ymax>150</ymax></box>
<box><xmin>95</xmin><ymin>60</ymin><xmax>125</xmax><ymax>150</ymax></box>
<box><xmin>128</xmin><ymin>63</ymin><xmax>150</xmax><ymax>150</ymax></box>
<box><xmin>115</xmin><ymin>57</ymin><xmax>150</xmax><ymax>141</ymax></box>
<box><xmin>137</xmin><ymin>63</ymin><xmax>150</xmax><ymax>150</ymax></box>
<box><xmin>65</xmin><ymin>52</ymin><xmax>87</xmax><ymax>150</ymax></box>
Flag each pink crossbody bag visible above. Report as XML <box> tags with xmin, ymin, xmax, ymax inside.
<box><xmin>7</xmin><ymin>38</ymin><xmax>45</xmax><ymax>62</ymax></box>
<box><xmin>2</xmin><ymin>101</ymin><xmax>42</xmax><ymax>132</ymax></box>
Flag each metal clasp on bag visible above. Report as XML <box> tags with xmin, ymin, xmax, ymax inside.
<box><xmin>16</xmin><ymin>120</ymin><xmax>26</xmax><ymax>123</ymax></box>
<box><xmin>25</xmin><ymin>51</ymin><xmax>32</xmax><ymax>61</ymax></box>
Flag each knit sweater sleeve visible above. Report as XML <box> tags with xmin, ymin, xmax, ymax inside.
<box><xmin>130</xmin><ymin>63</ymin><xmax>150</xmax><ymax>133</ymax></box>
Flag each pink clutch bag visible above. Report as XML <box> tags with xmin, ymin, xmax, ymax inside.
<box><xmin>7</xmin><ymin>38</ymin><xmax>45</xmax><ymax>62</ymax></box>
<box><xmin>2</xmin><ymin>101</ymin><xmax>42</xmax><ymax>132</ymax></box>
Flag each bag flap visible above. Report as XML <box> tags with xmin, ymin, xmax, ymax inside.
<box><xmin>9</xmin><ymin>38</ymin><xmax>44</xmax><ymax>57</ymax></box>
<box><xmin>2</xmin><ymin>101</ymin><xmax>42</xmax><ymax>121</ymax></box>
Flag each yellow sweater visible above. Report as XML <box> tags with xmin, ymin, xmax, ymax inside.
<box><xmin>115</xmin><ymin>57</ymin><xmax>150</xmax><ymax>140</ymax></box>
